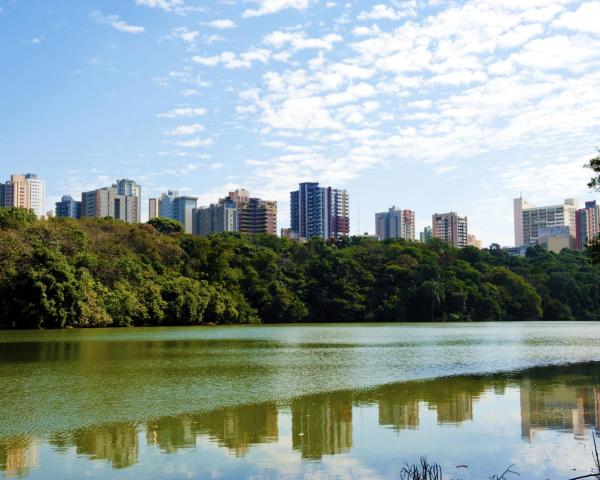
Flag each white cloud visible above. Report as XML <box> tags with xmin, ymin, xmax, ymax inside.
<box><xmin>134</xmin><ymin>0</ymin><xmax>184</xmax><ymax>12</ymax></box>
<box><xmin>204</xmin><ymin>19</ymin><xmax>237</xmax><ymax>29</ymax></box>
<box><xmin>357</xmin><ymin>3</ymin><xmax>416</xmax><ymax>21</ymax></box>
<box><xmin>164</xmin><ymin>124</ymin><xmax>205</xmax><ymax>136</ymax></box>
<box><xmin>175</xmin><ymin>137</ymin><xmax>214</xmax><ymax>148</ymax></box>
<box><xmin>157</xmin><ymin>107</ymin><xmax>207</xmax><ymax>118</ymax></box>
<box><xmin>263</xmin><ymin>31</ymin><xmax>343</xmax><ymax>51</ymax></box>
<box><xmin>243</xmin><ymin>0</ymin><xmax>310</xmax><ymax>18</ymax></box>
<box><xmin>552</xmin><ymin>2</ymin><xmax>600</xmax><ymax>34</ymax></box>
<box><xmin>91</xmin><ymin>11</ymin><xmax>145</xmax><ymax>34</ymax></box>
<box><xmin>509</xmin><ymin>35</ymin><xmax>600</xmax><ymax>72</ymax></box>
<box><xmin>192</xmin><ymin>49</ymin><xmax>271</xmax><ymax>69</ymax></box>
<box><xmin>162</xmin><ymin>27</ymin><xmax>199</xmax><ymax>43</ymax></box>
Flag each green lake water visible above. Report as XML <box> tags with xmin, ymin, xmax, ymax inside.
<box><xmin>1</xmin><ymin>322</ymin><xmax>600</xmax><ymax>479</ymax></box>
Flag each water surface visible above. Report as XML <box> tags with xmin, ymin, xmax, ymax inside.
<box><xmin>1</xmin><ymin>323</ymin><xmax>600</xmax><ymax>479</ymax></box>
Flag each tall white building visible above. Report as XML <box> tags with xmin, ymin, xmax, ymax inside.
<box><xmin>375</xmin><ymin>207</ymin><xmax>416</xmax><ymax>241</ymax></box>
<box><xmin>2</xmin><ymin>173</ymin><xmax>45</xmax><ymax>218</ymax></box>
<box><xmin>514</xmin><ymin>197</ymin><xmax>578</xmax><ymax>248</ymax></box>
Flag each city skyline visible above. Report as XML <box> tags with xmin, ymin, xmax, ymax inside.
<box><xmin>1</xmin><ymin>1</ymin><xmax>599</xmax><ymax>246</ymax></box>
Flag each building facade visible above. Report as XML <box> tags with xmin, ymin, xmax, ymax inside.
<box><xmin>420</xmin><ymin>226</ymin><xmax>432</xmax><ymax>243</ymax></box>
<box><xmin>192</xmin><ymin>189</ymin><xmax>276</xmax><ymax>237</ymax></box>
<box><xmin>290</xmin><ymin>182</ymin><xmax>350</xmax><ymax>240</ymax></box>
<box><xmin>575</xmin><ymin>200</ymin><xmax>600</xmax><ymax>250</ymax></box>
<box><xmin>514</xmin><ymin>197</ymin><xmax>577</xmax><ymax>248</ymax></box>
<box><xmin>2</xmin><ymin>173</ymin><xmax>46</xmax><ymax>218</ymax></box>
<box><xmin>238</xmin><ymin>197</ymin><xmax>277</xmax><ymax>235</ymax></box>
<box><xmin>192</xmin><ymin>199</ymin><xmax>238</xmax><ymax>236</ymax></box>
<box><xmin>375</xmin><ymin>207</ymin><xmax>415</xmax><ymax>241</ymax></box>
<box><xmin>115</xmin><ymin>179</ymin><xmax>141</xmax><ymax>221</ymax></box>
<box><xmin>172</xmin><ymin>196</ymin><xmax>198</xmax><ymax>234</ymax></box>
<box><xmin>538</xmin><ymin>225</ymin><xmax>571</xmax><ymax>253</ymax></box>
<box><xmin>467</xmin><ymin>234</ymin><xmax>482</xmax><ymax>249</ymax></box>
<box><xmin>55</xmin><ymin>195</ymin><xmax>81</xmax><ymax>219</ymax></box>
<box><xmin>432</xmin><ymin>212</ymin><xmax>468</xmax><ymax>248</ymax></box>
<box><xmin>82</xmin><ymin>186</ymin><xmax>139</xmax><ymax>223</ymax></box>
<box><xmin>148</xmin><ymin>198</ymin><xmax>159</xmax><ymax>220</ymax></box>
<box><xmin>148</xmin><ymin>191</ymin><xmax>198</xmax><ymax>233</ymax></box>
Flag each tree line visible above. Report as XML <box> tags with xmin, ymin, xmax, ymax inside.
<box><xmin>2</xmin><ymin>207</ymin><xmax>600</xmax><ymax>329</ymax></box>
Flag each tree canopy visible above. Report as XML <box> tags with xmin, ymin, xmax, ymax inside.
<box><xmin>1</xmin><ymin>208</ymin><xmax>600</xmax><ymax>329</ymax></box>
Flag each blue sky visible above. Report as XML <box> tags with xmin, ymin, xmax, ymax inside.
<box><xmin>1</xmin><ymin>0</ymin><xmax>599</xmax><ymax>246</ymax></box>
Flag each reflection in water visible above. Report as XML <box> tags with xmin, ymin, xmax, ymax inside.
<box><xmin>291</xmin><ymin>393</ymin><xmax>353</xmax><ymax>459</ymax></box>
<box><xmin>0</xmin><ymin>437</ymin><xmax>39</xmax><ymax>478</ymax></box>
<box><xmin>2</xmin><ymin>362</ymin><xmax>600</xmax><ymax>478</ymax></box>
<box><xmin>49</xmin><ymin>423</ymin><xmax>138</xmax><ymax>469</ymax></box>
<box><xmin>520</xmin><ymin>382</ymin><xmax>600</xmax><ymax>441</ymax></box>
<box><xmin>146</xmin><ymin>403</ymin><xmax>278</xmax><ymax>456</ymax></box>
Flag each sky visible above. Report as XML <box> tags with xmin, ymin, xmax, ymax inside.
<box><xmin>1</xmin><ymin>0</ymin><xmax>599</xmax><ymax>246</ymax></box>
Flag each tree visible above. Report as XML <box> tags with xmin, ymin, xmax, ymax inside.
<box><xmin>148</xmin><ymin>217</ymin><xmax>184</xmax><ymax>235</ymax></box>
<box><xmin>584</xmin><ymin>149</ymin><xmax>600</xmax><ymax>264</ymax></box>
<box><xmin>0</xmin><ymin>207</ymin><xmax>37</xmax><ymax>229</ymax></box>
<box><xmin>585</xmin><ymin>147</ymin><xmax>600</xmax><ymax>190</ymax></box>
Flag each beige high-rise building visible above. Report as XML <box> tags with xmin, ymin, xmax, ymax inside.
<box><xmin>3</xmin><ymin>173</ymin><xmax>46</xmax><ymax>218</ymax></box>
<box><xmin>467</xmin><ymin>234</ymin><xmax>483</xmax><ymax>249</ymax></box>
<box><xmin>148</xmin><ymin>198</ymin><xmax>159</xmax><ymax>220</ymax></box>
<box><xmin>514</xmin><ymin>197</ymin><xmax>578</xmax><ymax>248</ymax></box>
<box><xmin>432</xmin><ymin>212</ymin><xmax>468</xmax><ymax>248</ymax></box>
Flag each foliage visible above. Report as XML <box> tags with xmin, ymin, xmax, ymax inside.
<box><xmin>585</xmin><ymin>147</ymin><xmax>600</xmax><ymax>191</ymax></box>
<box><xmin>585</xmin><ymin>149</ymin><xmax>600</xmax><ymax>265</ymax></box>
<box><xmin>148</xmin><ymin>217</ymin><xmax>184</xmax><ymax>235</ymax></box>
<box><xmin>2</xmin><ymin>213</ymin><xmax>600</xmax><ymax>329</ymax></box>
<box><xmin>0</xmin><ymin>207</ymin><xmax>37</xmax><ymax>229</ymax></box>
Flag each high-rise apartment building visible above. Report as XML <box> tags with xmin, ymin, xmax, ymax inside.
<box><xmin>290</xmin><ymin>182</ymin><xmax>349</xmax><ymax>240</ymax></box>
<box><xmin>432</xmin><ymin>212</ymin><xmax>468</xmax><ymax>248</ymax></box>
<box><xmin>467</xmin><ymin>234</ymin><xmax>483</xmax><ymax>249</ymax></box>
<box><xmin>148</xmin><ymin>198</ymin><xmax>159</xmax><ymax>220</ymax></box>
<box><xmin>192</xmin><ymin>189</ymin><xmax>276</xmax><ymax>237</ymax></box>
<box><xmin>328</xmin><ymin>187</ymin><xmax>350</xmax><ymax>239</ymax></box>
<box><xmin>192</xmin><ymin>199</ymin><xmax>238</xmax><ymax>236</ymax></box>
<box><xmin>172</xmin><ymin>196</ymin><xmax>198</xmax><ymax>234</ymax></box>
<box><xmin>538</xmin><ymin>225</ymin><xmax>571</xmax><ymax>254</ymax></box>
<box><xmin>55</xmin><ymin>195</ymin><xmax>82</xmax><ymax>219</ymax></box>
<box><xmin>575</xmin><ymin>200</ymin><xmax>600</xmax><ymax>250</ymax></box>
<box><xmin>514</xmin><ymin>197</ymin><xmax>577</xmax><ymax>248</ymax></box>
<box><xmin>238</xmin><ymin>197</ymin><xmax>277</xmax><ymax>235</ymax></box>
<box><xmin>148</xmin><ymin>191</ymin><xmax>197</xmax><ymax>233</ymax></box>
<box><xmin>2</xmin><ymin>173</ymin><xmax>46</xmax><ymax>218</ymax></box>
<box><xmin>82</xmin><ymin>186</ymin><xmax>139</xmax><ymax>223</ymax></box>
<box><xmin>115</xmin><ymin>179</ymin><xmax>141</xmax><ymax>221</ymax></box>
<box><xmin>420</xmin><ymin>226</ymin><xmax>432</xmax><ymax>243</ymax></box>
<box><xmin>375</xmin><ymin>207</ymin><xmax>415</xmax><ymax>241</ymax></box>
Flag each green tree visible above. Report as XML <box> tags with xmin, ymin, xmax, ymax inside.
<box><xmin>585</xmin><ymin>147</ymin><xmax>600</xmax><ymax>190</ymax></box>
<box><xmin>148</xmin><ymin>217</ymin><xmax>184</xmax><ymax>235</ymax></box>
<box><xmin>0</xmin><ymin>207</ymin><xmax>37</xmax><ymax>229</ymax></box>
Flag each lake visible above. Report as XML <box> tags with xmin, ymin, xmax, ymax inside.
<box><xmin>1</xmin><ymin>322</ymin><xmax>600</xmax><ymax>479</ymax></box>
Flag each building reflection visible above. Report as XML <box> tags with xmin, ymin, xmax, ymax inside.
<box><xmin>377</xmin><ymin>376</ymin><xmax>488</xmax><ymax>429</ymax></box>
<box><xmin>2</xmin><ymin>363</ymin><xmax>600</xmax><ymax>474</ymax></box>
<box><xmin>0</xmin><ymin>436</ymin><xmax>39</xmax><ymax>478</ymax></box>
<box><xmin>147</xmin><ymin>402</ymin><xmax>278</xmax><ymax>457</ymax></box>
<box><xmin>520</xmin><ymin>382</ymin><xmax>600</xmax><ymax>441</ymax></box>
<box><xmin>291</xmin><ymin>393</ymin><xmax>353</xmax><ymax>459</ymax></box>
<box><xmin>49</xmin><ymin>422</ymin><xmax>138</xmax><ymax>469</ymax></box>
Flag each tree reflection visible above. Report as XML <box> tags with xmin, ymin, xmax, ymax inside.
<box><xmin>2</xmin><ymin>362</ymin><xmax>600</xmax><ymax>474</ymax></box>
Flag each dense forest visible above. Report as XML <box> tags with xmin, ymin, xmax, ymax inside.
<box><xmin>1</xmin><ymin>207</ymin><xmax>600</xmax><ymax>329</ymax></box>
